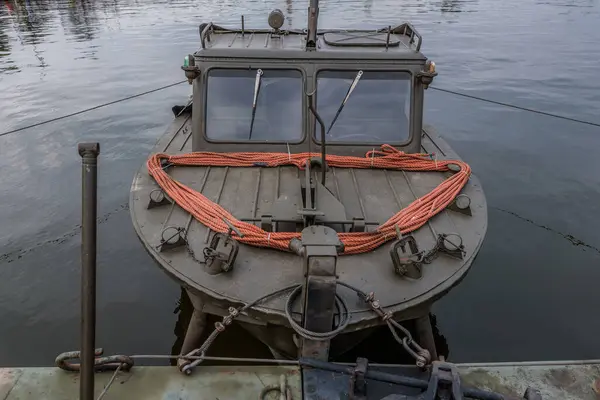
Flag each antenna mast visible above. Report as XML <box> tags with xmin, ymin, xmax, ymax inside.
<box><xmin>306</xmin><ymin>0</ymin><xmax>319</xmax><ymax>49</ymax></box>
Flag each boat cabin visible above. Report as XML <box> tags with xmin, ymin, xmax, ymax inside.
<box><xmin>182</xmin><ymin>11</ymin><xmax>437</xmax><ymax>155</ymax></box>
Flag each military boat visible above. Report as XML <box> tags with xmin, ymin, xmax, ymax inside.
<box><xmin>129</xmin><ymin>1</ymin><xmax>487</xmax><ymax>370</ymax></box>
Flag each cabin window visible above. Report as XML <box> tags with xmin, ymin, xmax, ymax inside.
<box><xmin>205</xmin><ymin>69</ymin><xmax>303</xmax><ymax>142</ymax></box>
<box><xmin>315</xmin><ymin>70</ymin><xmax>411</xmax><ymax>143</ymax></box>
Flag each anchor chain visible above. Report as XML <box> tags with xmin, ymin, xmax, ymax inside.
<box><xmin>421</xmin><ymin>233</ymin><xmax>465</xmax><ymax>264</ymax></box>
<box><xmin>159</xmin><ymin>226</ymin><xmax>224</xmax><ymax>267</ymax></box>
<box><xmin>184</xmin><ymin>239</ymin><xmax>211</xmax><ymax>265</ymax></box>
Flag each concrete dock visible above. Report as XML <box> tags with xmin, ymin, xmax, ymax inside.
<box><xmin>1</xmin><ymin>361</ymin><xmax>599</xmax><ymax>399</ymax></box>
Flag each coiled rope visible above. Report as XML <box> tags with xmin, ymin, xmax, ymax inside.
<box><xmin>147</xmin><ymin>144</ymin><xmax>471</xmax><ymax>255</ymax></box>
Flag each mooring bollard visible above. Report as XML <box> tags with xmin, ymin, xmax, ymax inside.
<box><xmin>78</xmin><ymin>143</ymin><xmax>100</xmax><ymax>400</ymax></box>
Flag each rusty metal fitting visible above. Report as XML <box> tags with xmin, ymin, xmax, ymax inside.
<box><xmin>418</xmin><ymin>349</ymin><xmax>431</xmax><ymax>365</ymax></box>
<box><xmin>401</xmin><ymin>337</ymin><xmax>430</xmax><ymax>368</ymax></box>
<box><xmin>370</xmin><ymin>300</ymin><xmax>380</xmax><ymax>310</ymax></box>
<box><xmin>215</xmin><ymin>321</ymin><xmax>226</xmax><ymax>332</ymax></box>
<box><xmin>381</xmin><ymin>311</ymin><xmax>393</xmax><ymax>321</ymax></box>
<box><xmin>228</xmin><ymin>307</ymin><xmax>240</xmax><ymax>317</ymax></box>
<box><xmin>55</xmin><ymin>348</ymin><xmax>133</xmax><ymax>372</ymax></box>
<box><xmin>415</xmin><ymin>355</ymin><xmax>427</xmax><ymax>368</ymax></box>
<box><xmin>365</xmin><ymin>292</ymin><xmax>375</xmax><ymax>302</ymax></box>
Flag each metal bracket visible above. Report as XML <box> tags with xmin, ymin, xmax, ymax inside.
<box><xmin>158</xmin><ymin>226</ymin><xmax>187</xmax><ymax>252</ymax></box>
<box><xmin>349</xmin><ymin>357</ymin><xmax>368</xmax><ymax>399</ymax></box>
<box><xmin>260</xmin><ymin>214</ymin><xmax>273</xmax><ymax>232</ymax></box>
<box><xmin>416</xmin><ymin>61</ymin><xmax>437</xmax><ymax>89</ymax></box>
<box><xmin>390</xmin><ymin>229</ymin><xmax>423</xmax><ymax>279</ymax></box>
<box><xmin>299</xmin><ymin>159</ymin><xmax>324</xmax><ymax>227</ymax></box>
<box><xmin>422</xmin><ymin>361</ymin><xmax>463</xmax><ymax>399</ymax></box>
<box><xmin>297</xmin><ymin>225</ymin><xmax>341</xmax><ymax>360</ymax></box>
<box><xmin>147</xmin><ymin>189</ymin><xmax>172</xmax><ymax>209</ymax></box>
<box><xmin>447</xmin><ymin>194</ymin><xmax>472</xmax><ymax>216</ymax></box>
<box><xmin>350</xmin><ymin>217</ymin><xmax>365</xmax><ymax>233</ymax></box>
<box><xmin>204</xmin><ymin>218</ymin><xmax>244</xmax><ymax>275</ymax></box>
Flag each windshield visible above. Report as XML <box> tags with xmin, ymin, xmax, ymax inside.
<box><xmin>315</xmin><ymin>71</ymin><xmax>411</xmax><ymax>143</ymax></box>
<box><xmin>206</xmin><ymin>69</ymin><xmax>303</xmax><ymax>142</ymax></box>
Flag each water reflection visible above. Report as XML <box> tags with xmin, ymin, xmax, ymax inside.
<box><xmin>60</xmin><ymin>0</ymin><xmax>99</xmax><ymax>42</ymax></box>
<box><xmin>0</xmin><ymin>0</ymin><xmax>123</xmax><ymax>72</ymax></box>
<box><xmin>0</xmin><ymin>8</ymin><xmax>12</xmax><ymax>72</ymax></box>
<box><xmin>363</xmin><ymin>0</ymin><xmax>373</xmax><ymax>19</ymax></box>
<box><xmin>0</xmin><ymin>0</ymin><xmax>480</xmax><ymax>76</ymax></box>
<box><xmin>285</xmin><ymin>0</ymin><xmax>293</xmax><ymax>27</ymax></box>
<box><xmin>440</xmin><ymin>0</ymin><xmax>464</xmax><ymax>13</ymax></box>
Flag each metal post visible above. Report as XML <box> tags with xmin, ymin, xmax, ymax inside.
<box><xmin>78</xmin><ymin>142</ymin><xmax>100</xmax><ymax>400</ymax></box>
<box><xmin>306</xmin><ymin>0</ymin><xmax>319</xmax><ymax>48</ymax></box>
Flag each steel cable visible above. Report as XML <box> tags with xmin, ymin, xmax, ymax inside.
<box><xmin>0</xmin><ymin>80</ymin><xmax>187</xmax><ymax>138</ymax></box>
<box><xmin>3</xmin><ymin>83</ymin><xmax>599</xmax><ymax>139</ymax></box>
<box><xmin>429</xmin><ymin>86</ymin><xmax>600</xmax><ymax>128</ymax></box>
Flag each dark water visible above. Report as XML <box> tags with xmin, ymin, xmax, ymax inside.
<box><xmin>2</xmin><ymin>0</ymin><xmax>600</xmax><ymax>367</ymax></box>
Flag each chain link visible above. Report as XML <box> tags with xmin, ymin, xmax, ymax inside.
<box><xmin>183</xmin><ymin>239</ymin><xmax>211</xmax><ymax>265</ymax></box>
<box><xmin>421</xmin><ymin>245</ymin><xmax>440</xmax><ymax>264</ymax></box>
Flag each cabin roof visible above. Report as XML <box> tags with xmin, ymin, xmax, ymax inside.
<box><xmin>194</xmin><ymin>24</ymin><xmax>428</xmax><ymax>61</ymax></box>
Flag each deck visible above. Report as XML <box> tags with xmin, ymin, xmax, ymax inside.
<box><xmin>129</xmin><ymin>115</ymin><xmax>487</xmax><ymax>329</ymax></box>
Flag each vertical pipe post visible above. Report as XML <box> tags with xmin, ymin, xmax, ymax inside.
<box><xmin>306</xmin><ymin>0</ymin><xmax>319</xmax><ymax>49</ymax></box>
<box><xmin>78</xmin><ymin>143</ymin><xmax>100</xmax><ymax>400</ymax></box>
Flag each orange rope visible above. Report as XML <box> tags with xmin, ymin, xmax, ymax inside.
<box><xmin>147</xmin><ymin>144</ymin><xmax>471</xmax><ymax>255</ymax></box>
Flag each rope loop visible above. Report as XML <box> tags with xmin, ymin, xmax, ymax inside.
<box><xmin>147</xmin><ymin>144</ymin><xmax>471</xmax><ymax>255</ymax></box>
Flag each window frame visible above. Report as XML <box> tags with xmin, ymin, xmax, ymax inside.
<box><xmin>202</xmin><ymin>66</ymin><xmax>307</xmax><ymax>144</ymax></box>
<box><xmin>312</xmin><ymin>67</ymin><xmax>415</xmax><ymax>147</ymax></box>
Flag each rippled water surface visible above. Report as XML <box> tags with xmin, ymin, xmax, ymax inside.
<box><xmin>1</xmin><ymin>0</ymin><xmax>600</xmax><ymax>366</ymax></box>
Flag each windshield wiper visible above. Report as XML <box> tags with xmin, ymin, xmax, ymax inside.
<box><xmin>326</xmin><ymin>70</ymin><xmax>363</xmax><ymax>135</ymax></box>
<box><xmin>248</xmin><ymin>68</ymin><xmax>263</xmax><ymax>140</ymax></box>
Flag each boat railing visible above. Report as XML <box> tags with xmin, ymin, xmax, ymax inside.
<box><xmin>197</xmin><ymin>17</ymin><xmax>423</xmax><ymax>52</ymax></box>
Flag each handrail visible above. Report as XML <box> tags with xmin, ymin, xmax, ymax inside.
<box><xmin>383</xmin><ymin>23</ymin><xmax>422</xmax><ymax>52</ymax></box>
<box><xmin>195</xmin><ymin>21</ymin><xmax>423</xmax><ymax>52</ymax></box>
<box><xmin>200</xmin><ymin>22</ymin><xmax>214</xmax><ymax>49</ymax></box>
